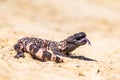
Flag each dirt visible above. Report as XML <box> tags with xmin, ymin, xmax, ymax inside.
<box><xmin>0</xmin><ymin>0</ymin><xmax>120</xmax><ymax>80</ymax></box>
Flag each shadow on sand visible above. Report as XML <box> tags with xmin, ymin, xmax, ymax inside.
<box><xmin>67</xmin><ymin>55</ymin><xmax>98</xmax><ymax>62</ymax></box>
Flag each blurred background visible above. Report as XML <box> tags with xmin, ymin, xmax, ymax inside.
<box><xmin>0</xmin><ymin>0</ymin><xmax>120</xmax><ymax>80</ymax></box>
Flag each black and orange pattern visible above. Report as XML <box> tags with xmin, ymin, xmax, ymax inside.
<box><xmin>14</xmin><ymin>32</ymin><xmax>91</xmax><ymax>63</ymax></box>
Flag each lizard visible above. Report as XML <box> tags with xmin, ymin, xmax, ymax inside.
<box><xmin>14</xmin><ymin>32</ymin><xmax>91</xmax><ymax>63</ymax></box>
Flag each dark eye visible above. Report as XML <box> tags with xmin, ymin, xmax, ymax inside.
<box><xmin>76</xmin><ymin>38</ymin><xmax>80</xmax><ymax>40</ymax></box>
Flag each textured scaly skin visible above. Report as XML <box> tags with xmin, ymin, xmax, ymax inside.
<box><xmin>14</xmin><ymin>32</ymin><xmax>90</xmax><ymax>63</ymax></box>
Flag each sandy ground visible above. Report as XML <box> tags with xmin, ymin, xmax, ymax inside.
<box><xmin>0</xmin><ymin>0</ymin><xmax>120</xmax><ymax>80</ymax></box>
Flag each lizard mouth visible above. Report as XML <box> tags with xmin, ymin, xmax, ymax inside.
<box><xmin>76</xmin><ymin>37</ymin><xmax>91</xmax><ymax>45</ymax></box>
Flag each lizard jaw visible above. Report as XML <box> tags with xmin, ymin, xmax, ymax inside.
<box><xmin>76</xmin><ymin>37</ymin><xmax>91</xmax><ymax>45</ymax></box>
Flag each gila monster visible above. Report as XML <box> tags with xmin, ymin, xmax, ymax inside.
<box><xmin>14</xmin><ymin>32</ymin><xmax>91</xmax><ymax>63</ymax></box>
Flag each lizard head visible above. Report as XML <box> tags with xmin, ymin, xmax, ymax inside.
<box><xmin>60</xmin><ymin>32</ymin><xmax>91</xmax><ymax>54</ymax></box>
<box><xmin>72</xmin><ymin>32</ymin><xmax>91</xmax><ymax>46</ymax></box>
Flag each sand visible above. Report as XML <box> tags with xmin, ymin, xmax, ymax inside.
<box><xmin>0</xmin><ymin>0</ymin><xmax>120</xmax><ymax>80</ymax></box>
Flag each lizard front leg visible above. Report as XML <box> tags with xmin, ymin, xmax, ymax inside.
<box><xmin>14</xmin><ymin>43</ymin><xmax>25</xmax><ymax>59</ymax></box>
<box><xmin>50</xmin><ymin>42</ymin><xmax>63</xmax><ymax>56</ymax></box>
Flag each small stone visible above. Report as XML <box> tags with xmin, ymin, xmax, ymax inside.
<box><xmin>97</xmin><ymin>69</ymin><xmax>100</xmax><ymax>74</ymax></box>
<box><xmin>76</xmin><ymin>65</ymin><xmax>80</xmax><ymax>67</ymax></box>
